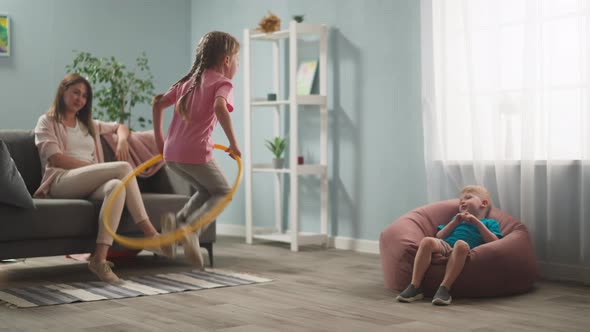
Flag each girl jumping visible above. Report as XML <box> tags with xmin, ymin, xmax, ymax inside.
<box><xmin>152</xmin><ymin>31</ymin><xmax>241</xmax><ymax>269</ymax></box>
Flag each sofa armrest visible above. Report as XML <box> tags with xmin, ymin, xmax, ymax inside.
<box><xmin>146</xmin><ymin>166</ymin><xmax>195</xmax><ymax>196</ymax></box>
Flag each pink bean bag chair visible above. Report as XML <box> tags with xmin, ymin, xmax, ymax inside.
<box><xmin>380</xmin><ymin>199</ymin><xmax>539</xmax><ymax>298</ymax></box>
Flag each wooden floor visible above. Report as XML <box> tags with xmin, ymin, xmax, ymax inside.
<box><xmin>1</xmin><ymin>236</ymin><xmax>589</xmax><ymax>331</ymax></box>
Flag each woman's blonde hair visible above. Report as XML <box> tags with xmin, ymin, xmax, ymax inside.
<box><xmin>47</xmin><ymin>73</ymin><xmax>95</xmax><ymax>138</ymax></box>
<box><xmin>172</xmin><ymin>31</ymin><xmax>240</xmax><ymax>120</ymax></box>
<box><xmin>460</xmin><ymin>185</ymin><xmax>493</xmax><ymax>217</ymax></box>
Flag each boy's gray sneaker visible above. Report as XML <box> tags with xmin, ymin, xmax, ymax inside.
<box><xmin>396</xmin><ymin>284</ymin><xmax>424</xmax><ymax>302</ymax></box>
<box><xmin>432</xmin><ymin>285</ymin><xmax>452</xmax><ymax>305</ymax></box>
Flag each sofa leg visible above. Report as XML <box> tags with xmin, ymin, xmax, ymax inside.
<box><xmin>200</xmin><ymin>243</ymin><xmax>213</xmax><ymax>267</ymax></box>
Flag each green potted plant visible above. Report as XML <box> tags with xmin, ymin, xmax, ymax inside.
<box><xmin>265</xmin><ymin>136</ymin><xmax>287</xmax><ymax>168</ymax></box>
<box><xmin>292</xmin><ymin>15</ymin><xmax>304</xmax><ymax>23</ymax></box>
<box><xmin>66</xmin><ymin>50</ymin><xmax>155</xmax><ymax>130</ymax></box>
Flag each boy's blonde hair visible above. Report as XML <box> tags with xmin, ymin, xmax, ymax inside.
<box><xmin>460</xmin><ymin>185</ymin><xmax>493</xmax><ymax>217</ymax></box>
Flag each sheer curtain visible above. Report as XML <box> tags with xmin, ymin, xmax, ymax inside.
<box><xmin>421</xmin><ymin>0</ymin><xmax>590</xmax><ymax>283</ymax></box>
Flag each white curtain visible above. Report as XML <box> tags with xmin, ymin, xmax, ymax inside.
<box><xmin>421</xmin><ymin>0</ymin><xmax>590</xmax><ymax>282</ymax></box>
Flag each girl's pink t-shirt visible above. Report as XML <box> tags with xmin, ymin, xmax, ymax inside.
<box><xmin>163</xmin><ymin>69</ymin><xmax>234</xmax><ymax>164</ymax></box>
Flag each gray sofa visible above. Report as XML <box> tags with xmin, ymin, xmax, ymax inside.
<box><xmin>0</xmin><ymin>129</ymin><xmax>215</xmax><ymax>265</ymax></box>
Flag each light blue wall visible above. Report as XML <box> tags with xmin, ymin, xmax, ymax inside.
<box><xmin>191</xmin><ymin>0</ymin><xmax>428</xmax><ymax>241</ymax></box>
<box><xmin>0</xmin><ymin>0</ymin><xmax>191</xmax><ymax>130</ymax></box>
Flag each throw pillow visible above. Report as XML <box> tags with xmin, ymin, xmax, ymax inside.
<box><xmin>0</xmin><ymin>140</ymin><xmax>35</xmax><ymax>209</ymax></box>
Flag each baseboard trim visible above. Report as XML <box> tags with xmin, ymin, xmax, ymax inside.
<box><xmin>217</xmin><ymin>224</ymin><xmax>247</xmax><ymax>237</ymax></box>
<box><xmin>217</xmin><ymin>224</ymin><xmax>380</xmax><ymax>254</ymax></box>
<box><xmin>329</xmin><ymin>236</ymin><xmax>379</xmax><ymax>254</ymax></box>
<box><xmin>538</xmin><ymin>261</ymin><xmax>590</xmax><ymax>285</ymax></box>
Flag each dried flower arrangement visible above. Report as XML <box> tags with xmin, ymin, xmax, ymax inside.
<box><xmin>257</xmin><ymin>11</ymin><xmax>281</xmax><ymax>33</ymax></box>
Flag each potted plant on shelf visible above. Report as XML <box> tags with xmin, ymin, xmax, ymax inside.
<box><xmin>265</xmin><ymin>136</ymin><xmax>287</xmax><ymax>168</ymax></box>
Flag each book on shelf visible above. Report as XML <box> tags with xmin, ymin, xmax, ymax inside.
<box><xmin>296</xmin><ymin>60</ymin><xmax>318</xmax><ymax>95</ymax></box>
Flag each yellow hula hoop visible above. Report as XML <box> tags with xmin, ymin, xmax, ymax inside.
<box><xmin>102</xmin><ymin>144</ymin><xmax>242</xmax><ymax>250</ymax></box>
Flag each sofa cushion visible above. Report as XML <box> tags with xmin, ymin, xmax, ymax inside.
<box><xmin>0</xmin><ymin>130</ymin><xmax>42</xmax><ymax>195</ymax></box>
<box><xmin>0</xmin><ymin>198</ymin><xmax>96</xmax><ymax>241</ymax></box>
<box><xmin>0</xmin><ymin>194</ymin><xmax>191</xmax><ymax>242</ymax></box>
<box><xmin>0</xmin><ymin>140</ymin><xmax>35</xmax><ymax>209</ymax></box>
<box><xmin>100</xmin><ymin>136</ymin><xmax>153</xmax><ymax>192</ymax></box>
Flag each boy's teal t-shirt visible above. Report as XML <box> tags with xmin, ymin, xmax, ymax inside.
<box><xmin>437</xmin><ymin>218</ymin><xmax>503</xmax><ymax>249</ymax></box>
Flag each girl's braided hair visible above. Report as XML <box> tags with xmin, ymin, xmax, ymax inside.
<box><xmin>172</xmin><ymin>31</ymin><xmax>240</xmax><ymax>120</ymax></box>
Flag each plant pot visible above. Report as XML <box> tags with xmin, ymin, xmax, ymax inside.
<box><xmin>292</xmin><ymin>15</ymin><xmax>304</xmax><ymax>23</ymax></box>
<box><xmin>272</xmin><ymin>158</ymin><xmax>284</xmax><ymax>168</ymax></box>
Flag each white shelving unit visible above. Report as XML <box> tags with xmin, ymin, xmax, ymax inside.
<box><xmin>243</xmin><ymin>22</ymin><xmax>329</xmax><ymax>251</ymax></box>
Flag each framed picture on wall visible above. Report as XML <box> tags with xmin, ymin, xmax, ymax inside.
<box><xmin>0</xmin><ymin>14</ymin><xmax>11</xmax><ymax>57</ymax></box>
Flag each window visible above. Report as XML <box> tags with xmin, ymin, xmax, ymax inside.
<box><xmin>424</xmin><ymin>0</ymin><xmax>590</xmax><ymax>160</ymax></box>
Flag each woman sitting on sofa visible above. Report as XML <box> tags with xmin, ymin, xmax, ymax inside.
<box><xmin>33</xmin><ymin>73</ymin><xmax>173</xmax><ymax>283</ymax></box>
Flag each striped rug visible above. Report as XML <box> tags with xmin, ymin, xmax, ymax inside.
<box><xmin>0</xmin><ymin>269</ymin><xmax>271</xmax><ymax>308</ymax></box>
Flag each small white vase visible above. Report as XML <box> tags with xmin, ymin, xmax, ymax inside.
<box><xmin>272</xmin><ymin>158</ymin><xmax>284</xmax><ymax>168</ymax></box>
